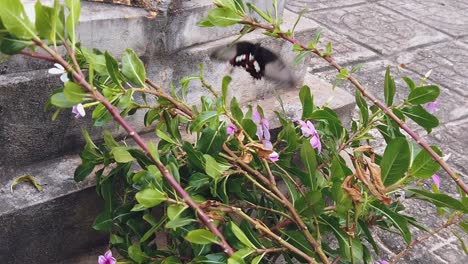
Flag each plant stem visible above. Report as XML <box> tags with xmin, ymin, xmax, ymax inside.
<box><xmin>390</xmin><ymin>213</ymin><xmax>463</xmax><ymax>263</ymax></box>
<box><xmin>31</xmin><ymin>39</ymin><xmax>234</xmax><ymax>256</ymax></box>
<box><xmin>211</xmin><ymin>204</ymin><xmax>319</xmax><ymax>264</ymax></box>
<box><xmin>241</xmin><ymin>18</ymin><xmax>468</xmax><ymax>195</ymax></box>
<box><xmin>223</xmin><ymin>144</ymin><xmax>330</xmax><ymax>264</ymax></box>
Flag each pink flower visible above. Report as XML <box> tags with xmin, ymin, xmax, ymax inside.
<box><xmin>252</xmin><ymin>108</ymin><xmax>270</xmax><ymax>141</ymax></box>
<box><xmin>310</xmin><ymin>134</ymin><xmax>322</xmax><ymax>153</ymax></box>
<box><xmin>375</xmin><ymin>260</ymin><xmax>389</xmax><ymax>264</ymax></box>
<box><xmin>72</xmin><ymin>104</ymin><xmax>86</xmax><ymax>118</ymax></box>
<box><xmin>98</xmin><ymin>250</ymin><xmax>116</xmax><ymax>264</ymax></box>
<box><xmin>298</xmin><ymin>119</ymin><xmax>322</xmax><ymax>153</ymax></box>
<box><xmin>262</xmin><ymin>139</ymin><xmax>273</xmax><ymax>150</ymax></box>
<box><xmin>269</xmin><ymin>151</ymin><xmax>279</xmax><ymax>162</ymax></box>
<box><xmin>227</xmin><ymin>124</ymin><xmax>237</xmax><ymax>135</ymax></box>
<box><xmin>432</xmin><ymin>174</ymin><xmax>440</xmax><ymax>189</ymax></box>
<box><xmin>425</xmin><ymin>99</ymin><xmax>439</xmax><ymax>114</ymax></box>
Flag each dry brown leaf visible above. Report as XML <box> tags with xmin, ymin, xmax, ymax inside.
<box><xmin>240</xmin><ymin>151</ymin><xmax>253</xmax><ymax>164</ymax></box>
<box><xmin>245</xmin><ymin>142</ymin><xmax>273</xmax><ymax>159</ymax></box>
<box><xmin>342</xmin><ymin>175</ymin><xmax>363</xmax><ymax>202</ymax></box>
<box><xmin>353</xmin><ymin>146</ymin><xmax>373</xmax><ymax>153</ymax></box>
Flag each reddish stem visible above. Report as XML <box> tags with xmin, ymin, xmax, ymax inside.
<box><xmin>242</xmin><ymin>18</ymin><xmax>468</xmax><ymax>195</ymax></box>
<box><xmin>31</xmin><ymin>39</ymin><xmax>234</xmax><ymax>256</ymax></box>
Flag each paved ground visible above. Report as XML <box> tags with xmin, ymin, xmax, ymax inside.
<box><xmin>287</xmin><ymin>0</ymin><xmax>468</xmax><ymax>263</ymax></box>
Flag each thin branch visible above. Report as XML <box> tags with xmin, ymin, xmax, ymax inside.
<box><xmin>19</xmin><ymin>50</ymin><xmax>55</xmax><ymax>62</ymax></box>
<box><xmin>223</xmin><ymin>144</ymin><xmax>330</xmax><ymax>264</ymax></box>
<box><xmin>209</xmin><ymin>204</ymin><xmax>318</xmax><ymax>264</ymax></box>
<box><xmin>29</xmin><ymin>39</ymin><xmax>234</xmax><ymax>256</ymax></box>
<box><xmin>144</xmin><ymin>79</ymin><xmax>195</xmax><ymax>119</ymax></box>
<box><xmin>390</xmin><ymin>213</ymin><xmax>463</xmax><ymax>263</ymax></box>
<box><xmin>241</xmin><ymin>18</ymin><xmax>468</xmax><ymax>195</ymax></box>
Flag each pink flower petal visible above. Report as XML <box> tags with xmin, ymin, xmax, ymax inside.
<box><xmin>269</xmin><ymin>151</ymin><xmax>279</xmax><ymax>162</ymax></box>
<box><xmin>227</xmin><ymin>124</ymin><xmax>237</xmax><ymax>135</ymax></box>
<box><xmin>98</xmin><ymin>255</ymin><xmax>106</xmax><ymax>264</ymax></box>
<box><xmin>262</xmin><ymin>140</ymin><xmax>273</xmax><ymax>150</ymax></box>
<box><xmin>104</xmin><ymin>250</ymin><xmax>112</xmax><ymax>259</ymax></box>
<box><xmin>252</xmin><ymin>109</ymin><xmax>261</xmax><ymax>123</ymax></box>
<box><xmin>432</xmin><ymin>174</ymin><xmax>440</xmax><ymax>189</ymax></box>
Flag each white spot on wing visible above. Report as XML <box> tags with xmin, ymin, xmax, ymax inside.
<box><xmin>253</xmin><ymin>61</ymin><xmax>261</xmax><ymax>72</ymax></box>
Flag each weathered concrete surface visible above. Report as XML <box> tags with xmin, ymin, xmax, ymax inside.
<box><xmin>287</xmin><ymin>0</ymin><xmax>468</xmax><ymax>263</ymax></box>
<box><xmin>379</xmin><ymin>0</ymin><xmax>468</xmax><ymax>37</ymax></box>
<box><xmin>309</xmin><ymin>28</ymin><xmax>378</xmax><ymax>72</ymax></box>
<box><xmin>394</xmin><ymin>41</ymin><xmax>468</xmax><ymax>97</ymax></box>
<box><xmin>0</xmin><ymin>155</ymin><xmax>106</xmax><ymax>264</ymax></box>
<box><xmin>146</xmin><ymin>9</ymin><xmax>318</xmax><ymax>107</ymax></box>
<box><xmin>309</xmin><ymin>3</ymin><xmax>449</xmax><ymax>55</ymax></box>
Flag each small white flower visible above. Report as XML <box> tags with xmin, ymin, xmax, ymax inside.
<box><xmin>72</xmin><ymin>104</ymin><xmax>86</xmax><ymax>118</ymax></box>
<box><xmin>48</xmin><ymin>63</ymin><xmax>69</xmax><ymax>83</ymax></box>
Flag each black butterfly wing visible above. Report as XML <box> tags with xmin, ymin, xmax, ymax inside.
<box><xmin>210</xmin><ymin>41</ymin><xmax>297</xmax><ymax>87</ymax></box>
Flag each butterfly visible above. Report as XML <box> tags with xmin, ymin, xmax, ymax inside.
<box><xmin>210</xmin><ymin>41</ymin><xmax>297</xmax><ymax>87</ymax></box>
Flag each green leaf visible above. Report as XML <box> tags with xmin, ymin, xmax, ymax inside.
<box><xmin>112</xmin><ymin>147</ymin><xmax>135</xmax><ymax>163</ymax></box>
<box><xmin>128</xmin><ymin>244</ymin><xmax>147</xmax><ymax>264</ymax></box>
<box><xmin>401</xmin><ymin>105</ymin><xmax>439</xmax><ymax>133</ymax></box>
<box><xmin>246</xmin><ymin>3</ymin><xmax>273</xmax><ymax>23</ymax></box>
<box><xmin>408</xmin><ymin>189</ymin><xmax>468</xmax><ymax>212</ymax></box>
<box><xmin>230</xmin><ymin>97</ymin><xmax>243</xmax><ymax>123</ymax></box>
<box><xmin>156</xmin><ymin>129</ymin><xmax>177</xmax><ymax>145</ymax></box>
<box><xmin>409</xmin><ymin>146</ymin><xmax>442</xmax><ymax>178</ymax></box>
<box><xmin>228</xmin><ymin>248</ymin><xmax>254</xmax><ymax>264</ymax></box>
<box><xmin>65</xmin><ymin>0</ymin><xmax>80</xmax><ymax>49</ymax></box>
<box><xmin>407</xmin><ymin>85</ymin><xmax>440</xmax><ymax>105</ymax></box>
<box><xmin>122</xmin><ymin>48</ymin><xmax>146</xmax><ymax>86</ymax></box>
<box><xmin>384</xmin><ymin>66</ymin><xmax>396</xmax><ymax>106</ymax></box>
<box><xmin>251</xmin><ymin>254</ymin><xmax>265</xmax><ymax>264</ymax></box>
<box><xmin>230</xmin><ymin>221</ymin><xmax>257</xmax><ymax>249</ymax></box>
<box><xmin>185</xmin><ymin>229</ymin><xmax>219</xmax><ymax>245</ymax></box>
<box><xmin>197</xmin><ymin>125</ymin><xmax>227</xmax><ymax>155</ymax></box>
<box><xmin>64</xmin><ymin>81</ymin><xmax>86</xmax><ymax>103</ymax></box>
<box><xmin>371</xmin><ymin>202</ymin><xmax>411</xmax><ymax>244</ymax></box>
<box><xmin>191</xmin><ymin>111</ymin><xmax>218</xmax><ymax>131</ymax></box>
<box><xmin>50</xmin><ymin>92</ymin><xmax>76</xmax><ymax>108</ymax></box>
<box><xmin>381</xmin><ymin>137</ymin><xmax>410</xmax><ymax>186</ymax></box>
<box><xmin>207</xmin><ymin>7</ymin><xmax>242</xmax><ymax>27</ymax></box>
<box><xmin>92</xmin><ymin>211</ymin><xmax>112</xmax><ymax>231</ymax></box>
<box><xmin>0</xmin><ymin>35</ymin><xmax>31</xmax><ymax>55</ymax></box>
<box><xmin>165</xmin><ymin>217</ymin><xmax>196</xmax><ymax>229</ymax></box>
<box><xmin>105</xmin><ymin>51</ymin><xmax>123</xmax><ymax>87</ymax></box>
<box><xmin>204</xmin><ymin>154</ymin><xmax>230</xmax><ymax>179</ymax></box>
<box><xmin>355</xmin><ymin>90</ymin><xmax>369</xmax><ymax>125</ymax></box>
<box><xmin>197</xmin><ymin>18</ymin><xmax>215</xmax><ymax>27</ymax></box>
<box><xmin>403</xmin><ymin>76</ymin><xmax>416</xmax><ymax>92</ymax></box>
<box><xmin>148</xmin><ymin>141</ymin><xmax>160</xmax><ymax>163</ymax></box>
<box><xmin>0</xmin><ymin>0</ymin><xmax>37</xmax><ymax>39</ymax></box>
<box><xmin>167</xmin><ymin>204</ymin><xmax>187</xmax><ymax>220</ymax></box>
<box><xmin>221</xmin><ymin>75</ymin><xmax>231</xmax><ymax>105</ymax></box>
<box><xmin>34</xmin><ymin>1</ymin><xmax>64</xmax><ymax>42</ymax></box>
<box><xmin>135</xmin><ymin>188</ymin><xmax>165</xmax><ymax>208</ymax></box>
<box><xmin>299</xmin><ymin>85</ymin><xmax>314</xmax><ymax>119</ymax></box>
<box><xmin>300</xmin><ymin>140</ymin><xmax>317</xmax><ymax>189</ymax></box>
<box><xmin>74</xmin><ymin>162</ymin><xmax>95</xmax><ymax>182</ymax></box>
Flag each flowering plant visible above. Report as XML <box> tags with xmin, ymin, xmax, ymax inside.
<box><xmin>1</xmin><ymin>0</ymin><xmax>467</xmax><ymax>263</ymax></box>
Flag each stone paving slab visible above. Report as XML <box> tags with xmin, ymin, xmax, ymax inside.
<box><xmin>308</xmin><ymin>28</ymin><xmax>378</xmax><ymax>72</ymax></box>
<box><xmin>311</xmin><ymin>4</ymin><xmax>449</xmax><ymax>55</ymax></box>
<box><xmin>316</xmin><ymin>59</ymin><xmax>468</xmax><ymax>125</ymax></box>
<box><xmin>286</xmin><ymin>0</ymin><xmax>366</xmax><ymax>13</ymax></box>
<box><xmin>379</xmin><ymin>0</ymin><xmax>468</xmax><ymax>37</ymax></box>
<box><xmin>394</xmin><ymin>40</ymin><xmax>468</xmax><ymax>97</ymax></box>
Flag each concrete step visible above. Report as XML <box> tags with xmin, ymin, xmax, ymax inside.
<box><xmin>1</xmin><ymin>0</ymin><xmax>284</xmax><ymax>75</ymax></box>
<box><xmin>0</xmin><ymin>8</ymin><xmax>319</xmax><ymax>169</ymax></box>
<box><xmin>0</xmin><ymin>71</ymin><xmax>354</xmax><ymax>264</ymax></box>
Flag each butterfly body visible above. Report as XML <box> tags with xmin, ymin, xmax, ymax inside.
<box><xmin>211</xmin><ymin>41</ymin><xmax>297</xmax><ymax>87</ymax></box>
